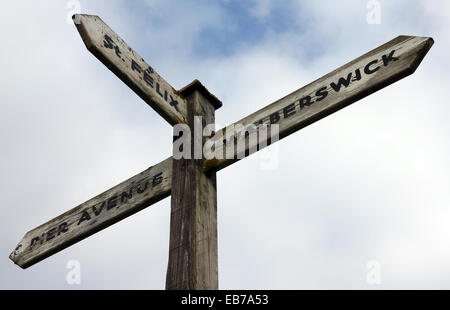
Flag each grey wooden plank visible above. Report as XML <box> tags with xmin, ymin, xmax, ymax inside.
<box><xmin>74</xmin><ymin>14</ymin><xmax>187</xmax><ymax>125</ymax></box>
<box><xmin>10</xmin><ymin>157</ymin><xmax>172</xmax><ymax>269</ymax></box>
<box><xmin>204</xmin><ymin>35</ymin><xmax>434</xmax><ymax>171</ymax></box>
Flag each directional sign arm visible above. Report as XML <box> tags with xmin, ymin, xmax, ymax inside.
<box><xmin>10</xmin><ymin>157</ymin><xmax>172</xmax><ymax>269</ymax></box>
<box><xmin>74</xmin><ymin>14</ymin><xmax>187</xmax><ymax>125</ymax></box>
<box><xmin>204</xmin><ymin>35</ymin><xmax>434</xmax><ymax>172</ymax></box>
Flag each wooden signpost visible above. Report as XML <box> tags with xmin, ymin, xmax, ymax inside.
<box><xmin>10</xmin><ymin>14</ymin><xmax>434</xmax><ymax>290</ymax></box>
<box><xmin>9</xmin><ymin>157</ymin><xmax>172</xmax><ymax>269</ymax></box>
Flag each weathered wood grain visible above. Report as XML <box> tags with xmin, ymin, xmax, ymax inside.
<box><xmin>166</xmin><ymin>81</ymin><xmax>219</xmax><ymax>290</ymax></box>
<box><xmin>74</xmin><ymin>14</ymin><xmax>187</xmax><ymax>125</ymax></box>
<box><xmin>10</xmin><ymin>157</ymin><xmax>172</xmax><ymax>269</ymax></box>
<box><xmin>204</xmin><ymin>35</ymin><xmax>434</xmax><ymax>172</ymax></box>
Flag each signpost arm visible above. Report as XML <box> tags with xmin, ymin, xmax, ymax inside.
<box><xmin>166</xmin><ymin>80</ymin><xmax>222</xmax><ymax>290</ymax></box>
<box><xmin>73</xmin><ymin>14</ymin><xmax>187</xmax><ymax>125</ymax></box>
<box><xmin>9</xmin><ymin>157</ymin><xmax>172</xmax><ymax>269</ymax></box>
<box><xmin>203</xmin><ymin>35</ymin><xmax>434</xmax><ymax>172</ymax></box>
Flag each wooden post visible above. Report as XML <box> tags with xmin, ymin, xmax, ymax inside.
<box><xmin>166</xmin><ymin>80</ymin><xmax>222</xmax><ymax>290</ymax></box>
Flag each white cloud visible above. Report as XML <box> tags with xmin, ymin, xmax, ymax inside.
<box><xmin>249</xmin><ymin>0</ymin><xmax>273</xmax><ymax>19</ymax></box>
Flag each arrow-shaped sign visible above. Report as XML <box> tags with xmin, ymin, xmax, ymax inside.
<box><xmin>74</xmin><ymin>14</ymin><xmax>187</xmax><ymax>125</ymax></box>
<box><xmin>204</xmin><ymin>35</ymin><xmax>434</xmax><ymax>171</ymax></box>
<box><xmin>10</xmin><ymin>158</ymin><xmax>172</xmax><ymax>268</ymax></box>
<box><xmin>10</xmin><ymin>35</ymin><xmax>433</xmax><ymax>270</ymax></box>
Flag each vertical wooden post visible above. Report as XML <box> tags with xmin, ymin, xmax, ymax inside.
<box><xmin>166</xmin><ymin>80</ymin><xmax>222</xmax><ymax>290</ymax></box>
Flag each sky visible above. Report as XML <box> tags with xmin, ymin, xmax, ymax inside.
<box><xmin>1</xmin><ymin>0</ymin><xmax>449</xmax><ymax>289</ymax></box>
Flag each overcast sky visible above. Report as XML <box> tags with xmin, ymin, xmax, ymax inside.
<box><xmin>1</xmin><ymin>0</ymin><xmax>449</xmax><ymax>289</ymax></box>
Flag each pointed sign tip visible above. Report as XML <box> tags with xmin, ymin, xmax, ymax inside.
<box><xmin>407</xmin><ymin>36</ymin><xmax>434</xmax><ymax>75</ymax></box>
<box><xmin>9</xmin><ymin>237</ymin><xmax>28</xmax><ymax>269</ymax></box>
